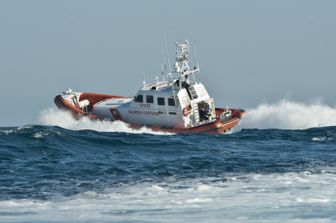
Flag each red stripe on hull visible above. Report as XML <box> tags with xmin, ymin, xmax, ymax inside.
<box><xmin>110</xmin><ymin>108</ymin><xmax>123</xmax><ymax>121</ymax></box>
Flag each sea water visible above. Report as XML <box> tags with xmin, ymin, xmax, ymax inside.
<box><xmin>0</xmin><ymin>100</ymin><xmax>335</xmax><ymax>222</ymax></box>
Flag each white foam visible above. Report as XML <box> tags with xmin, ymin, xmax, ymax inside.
<box><xmin>1</xmin><ymin>171</ymin><xmax>335</xmax><ymax>223</ymax></box>
<box><xmin>0</xmin><ymin>125</ymin><xmax>33</xmax><ymax>136</ymax></box>
<box><xmin>0</xmin><ymin>129</ymin><xmax>15</xmax><ymax>135</ymax></box>
<box><xmin>38</xmin><ymin>108</ymin><xmax>172</xmax><ymax>135</ymax></box>
<box><xmin>238</xmin><ymin>99</ymin><xmax>336</xmax><ymax>130</ymax></box>
<box><xmin>312</xmin><ymin>137</ymin><xmax>326</xmax><ymax>141</ymax></box>
<box><xmin>33</xmin><ymin>132</ymin><xmax>45</xmax><ymax>139</ymax></box>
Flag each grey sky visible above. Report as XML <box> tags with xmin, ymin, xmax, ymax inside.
<box><xmin>1</xmin><ymin>0</ymin><xmax>335</xmax><ymax>126</ymax></box>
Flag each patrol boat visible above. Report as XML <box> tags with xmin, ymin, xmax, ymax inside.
<box><xmin>54</xmin><ymin>41</ymin><xmax>245</xmax><ymax>134</ymax></box>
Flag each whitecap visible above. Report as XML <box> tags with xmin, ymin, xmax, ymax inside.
<box><xmin>32</xmin><ymin>132</ymin><xmax>47</xmax><ymax>139</ymax></box>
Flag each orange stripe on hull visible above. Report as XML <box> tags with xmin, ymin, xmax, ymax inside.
<box><xmin>148</xmin><ymin>118</ymin><xmax>240</xmax><ymax>134</ymax></box>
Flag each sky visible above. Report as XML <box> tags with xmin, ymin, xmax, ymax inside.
<box><xmin>0</xmin><ymin>0</ymin><xmax>335</xmax><ymax>126</ymax></box>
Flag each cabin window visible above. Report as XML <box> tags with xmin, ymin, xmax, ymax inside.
<box><xmin>135</xmin><ymin>95</ymin><xmax>143</xmax><ymax>103</ymax></box>
<box><xmin>157</xmin><ymin>97</ymin><xmax>165</xmax><ymax>106</ymax></box>
<box><xmin>168</xmin><ymin>98</ymin><xmax>175</xmax><ymax>106</ymax></box>
<box><xmin>188</xmin><ymin>86</ymin><xmax>198</xmax><ymax>100</ymax></box>
<box><xmin>146</xmin><ymin>95</ymin><xmax>154</xmax><ymax>103</ymax></box>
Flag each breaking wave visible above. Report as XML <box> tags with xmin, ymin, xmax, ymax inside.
<box><xmin>238</xmin><ymin>99</ymin><xmax>336</xmax><ymax>130</ymax></box>
<box><xmin>38</xmin><ymin>108</ymin><xmax>171</xmax><ymax>135</ymax></box>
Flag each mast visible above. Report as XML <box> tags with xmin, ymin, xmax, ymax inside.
<box><xmin>172</xmin><ymin>40</ymin><xmax>199</xmax><ymax>85</ymax></box>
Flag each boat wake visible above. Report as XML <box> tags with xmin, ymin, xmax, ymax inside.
<box><xmin>39</xmin><ymin>108</ymin><xmax>172</xmax><ymax>135</ymax></box>
<box><xmin>237</xmin><ymin>99</ymin><xmax>336</xmax><ymax>131</ymax></box>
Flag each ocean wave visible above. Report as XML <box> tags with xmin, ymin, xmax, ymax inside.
<box><xmin>1</xmin><ymin>124</ymin><xmax>336</xmax><ymax>202</ymax></box>
<box><xmin>0</xmin><ymin>125</ymin><xmax>61</xmax><ymax>139</ymax></box>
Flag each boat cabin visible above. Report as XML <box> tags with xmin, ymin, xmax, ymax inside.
<box><xmin>116</xmin><ymin>41</ymin><xmax>217</xmax><ymax>128</ymax></box>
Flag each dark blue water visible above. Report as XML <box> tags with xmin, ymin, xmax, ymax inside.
<box><xmin>1</xmin><ymin>125</ymin><xmax>335</xmax><ymax>202</ymax></box>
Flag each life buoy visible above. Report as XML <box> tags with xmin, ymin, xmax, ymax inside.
<box><xmin>183</xmin><ymin>106</ymin><xmax>191</xmax><ymax>116</ymax></box>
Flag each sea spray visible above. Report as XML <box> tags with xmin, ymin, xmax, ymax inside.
<box><xmin>38</xmin><ymin>108</ymin><xmax>172</xmax><ymax>135</ymax></box>
<box><xmin>237</xmin><ymin>99</ymin><xmax>336</xmax><ymax>130</ymax></box>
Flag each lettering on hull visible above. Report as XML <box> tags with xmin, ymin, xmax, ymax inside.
<box><xmin>128</xmin><ymin>110</ymin><xmax>159</xmax><ymax>116</ymax></box>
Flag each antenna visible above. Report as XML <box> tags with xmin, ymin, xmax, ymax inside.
<box><xmin>161</xmin><ymin>64</ymin><xmax>166</xmax><ymax>82</ymax></box>
<box><xmin>194</xmin><ymin>45</ymin><xmax>200</xmax><ymax>71</ymax></box>
<box><xmin>164</xmin><ymin>33</ymin><xmax>172</xmax><ymax>80</ymax></box>
<box><xmin>167</xmin><ymin>57</ymin><xmax>172</xmax><ymax>80</ymax></box>
<box><xmin>143</xmin><ymin>73</ymin><xmax>146</xmax><ymax>87</ymax></box>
